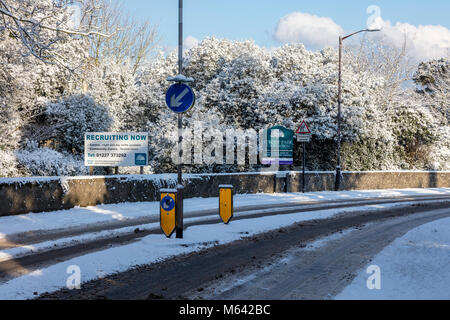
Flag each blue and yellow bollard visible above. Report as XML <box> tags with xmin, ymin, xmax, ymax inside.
<box><xmin>160</xmin><ymin>188</ymin><xmax>177</xmax><ymax>237</ymax></box>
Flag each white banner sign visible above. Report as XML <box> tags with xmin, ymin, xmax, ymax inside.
<box><xmin>84</xmin><ymin>132</ymin><xmax>148</xmax><ymax>167</ymax></box>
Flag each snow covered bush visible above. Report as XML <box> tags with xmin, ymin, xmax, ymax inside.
<box><xmin>44</xmin><ymin>94</ymin><xmax>113</xmax><ymax>154</ymax></box>
<box><xmin>0</xmin><ymin>151</ymin><xmax>20</xmax><ymax>177</ymax></box>
<box><xmin>411</xmin><ymin>58</ymin><xmax>449</xmax><ymax>170</ymax></box>
<box><xmin>427</xmin><ymin>126</ymin><xmax>450</xmax><ymax>171</ymax></box>
<box><xmin>16</xmin><ymin>147</ymin><xmax>87</xmax><ymax>176</ymax></box>
<box><xmin>414</xmin><ymin>58</ymin><xmax>449</xmax><ymax>95</ymax></box>
<box><xmin>391</xmin><ymin>104</ymin><xmax>438</xmax><ymax>167</ymax></box>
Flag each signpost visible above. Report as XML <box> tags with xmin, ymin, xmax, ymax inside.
<box><xmin>164</xmin><ymin>82</ymin><xmax>195</xmax><ymax>239</ymax></box>
<box><xmin>84</xmin><ymin>132</ymin><xmax>148</xmax><ymax>167</ymax></box>
<box><xmin>163</xmin><ymin>0</ymin><xmax>195</xmax><ymax>239</ymax></box>
<box><xmin>261</xmin><ymin>126</ymin><xmax>294</xmax><ymax>165</ymax></box>
<box><xmin>296</xmin><ymin>120</ymin><xmax>312</xmax><ymax>193</ymax></box>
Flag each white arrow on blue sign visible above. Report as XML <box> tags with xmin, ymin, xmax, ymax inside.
<box><xmin>165</xmin><ymin>83</ymin><xmax>195</xmax><ymax>113</ymax></box>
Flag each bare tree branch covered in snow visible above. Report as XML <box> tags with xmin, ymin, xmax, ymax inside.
<box><xmin>0</xmin><ymin>0</ymin><xmax>115</xmax><ymax>64</ymax></box>
<box><xmin>348</xmin><ymin>37</ymin><xmax>417</xmax><ymax>109</ymax></box>
<box><xmin>86</xmin><ymin>0</ymin><xmax>158</xmax><ymax>74</ymax></box>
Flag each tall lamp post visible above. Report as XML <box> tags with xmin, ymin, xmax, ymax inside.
<box><xmin>335</xmin><ymin>29</ymin><xmax>380</xmax><ymax>191</ymax></box>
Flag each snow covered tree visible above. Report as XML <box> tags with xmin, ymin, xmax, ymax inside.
<box><xmin>414</xmin><ymin>58</ymin><xmax>449</xmax><ymax>122</ymax></box>
<box><xmin>44</xmin><ymin>94</ymin><xmax>113</xmax><ymax>154</ymax></box>
<box><xmin>0</xmin><ymin>0</ymin><xmax>113</xmax><ymax>64</ymax></box>
<box><xmin>137</xmin><ymin>37</ymin><xmax>449</xmax><ymax>172</ymax></box>
<box><xmin>413</xmin><ymin>58</ymin><xmax>450</xmax><ymax>170</ymax></box>
<box><xmin>1</xmin><ymin>31</ymin><xmax>448</xmax><ymax>176</ymax></box>
<box><xmin>0</xmin><ymin>1</ymin><xmax>158</xmax><ymax>176</ymax></box>
<box><xmin>414</xmin><ymin>58</ymin><xmax>449</xmax><ymax>94</ymax></box>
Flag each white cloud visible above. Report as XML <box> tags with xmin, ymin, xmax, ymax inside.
<box><xmin>374</xmin><ymin>19</ymin><xmax>450</xmax><ymax>63</ymax></box>
<box><xmin>184</xmin><ymin>35</ymin><xmax>200</xmax><ymax>52</ymax></box>
<box><xmin>274</xmin><ymin>10</ymin><xmax>450</xmax><ymax>63</ymax></box>
<box><xmin>274</xmin><ymin>12</ymin><xmax>343</xmax><ymax>49</ymax></box>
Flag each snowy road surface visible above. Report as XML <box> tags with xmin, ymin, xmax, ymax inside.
<box><xmin>0</xmin><ymin>188</ymin><xmax>448</xmax><ymax>299</ymax></box>
<box><xmin>189</xmin><ymin>206</ymin><xmax>450</xmax><ymax>300</ymax></box>
<box><xmin>335</xmin><ymin>213</ymin><xmax>450</xmax><ymax>299</ymax></box>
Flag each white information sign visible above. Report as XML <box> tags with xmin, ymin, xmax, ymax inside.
<box><xmin>297</xmin><ymin>134</ymin><xmax>311</xmax><ymax>143</ymax></box>
<box><xmin>84</xmin><ymin>132</ymin><xmax>148</xmax><ymax>167</ymax></box>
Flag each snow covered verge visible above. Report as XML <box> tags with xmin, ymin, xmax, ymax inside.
<box><xmin>335</xmin><ymin>216</ymin><xmax>450</xmax><ymax>299</ymax></box>
<box><xmin>0</xmin><ymin>188</ymin><xmax>448</xmax><ymax>299</ymax></box>
<box><xmin>1</xmin><ymin>188</ymin><xmax>449</xmax><ymax>238</ymax></box>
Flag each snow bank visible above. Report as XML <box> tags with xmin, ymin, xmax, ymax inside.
<box><xmin>336</xmin><ymin>214</ymin><xmax>450</xmax><ymax>299</ymax></box>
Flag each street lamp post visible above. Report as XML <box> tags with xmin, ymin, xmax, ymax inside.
<box><xmin>335</xmin><ymin>29</ymin><xmax>380</xmax><ymax>191</ymax></box>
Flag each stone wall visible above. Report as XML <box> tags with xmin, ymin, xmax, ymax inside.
<box><xmin>0</xmin><ymin>171</ymin><xmax>448</xmax><ymax>216</ymax></box>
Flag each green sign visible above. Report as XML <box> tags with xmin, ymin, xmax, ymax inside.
<box><xmin>261</xmin><ymin>126</ymin><xmax>293</xmax><ymax>165</ymax></box>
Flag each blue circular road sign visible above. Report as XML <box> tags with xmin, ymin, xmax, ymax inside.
<box><xmin>165</xmin><ymin>83</ymin><xmax>195</xmax><ymax>113</ymax></box>
<box><xmin>161</xmin><ymin>195</ymin><xmax>175</xmax><ymax>212</ymax></box>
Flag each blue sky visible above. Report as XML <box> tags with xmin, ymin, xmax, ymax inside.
<box><xmin>115</xmin><ymin>0</ymin><xmax>450</xmax><ymax>61</ymax></box>
<box><xmin>117</xmin><ymin>1</ymin><xmax>449</xmax><ymax>45</ymax></box>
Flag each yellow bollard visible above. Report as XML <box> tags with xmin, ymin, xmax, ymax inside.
<box><xmin>219</xmin><ymin>185</ymin><xmax>234</xmax><ymax>224</ymax></box>
<box><xmin>160</xmin><ymin>189</ymin><xmax>177</xmax><ymax>237</ymax></box>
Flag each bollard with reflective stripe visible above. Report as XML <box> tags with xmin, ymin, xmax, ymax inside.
<box><xmin>160</xmin><ymin>189</ymin><xmax>177</xmax><ymax>237</ymax></box>
<box><xmin>219</xmin><ymin>185</ymin><xmax>233</xmax><ymax>224</ymax></box>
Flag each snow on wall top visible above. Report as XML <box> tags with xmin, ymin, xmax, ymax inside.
<box><xmin>0</xmin><ymin>170</ymin><xmax>448</xmax><ymax>186</ymax></box>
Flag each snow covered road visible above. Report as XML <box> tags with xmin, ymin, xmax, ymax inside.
<box><xmin>0</xmin><ymin>188</ymin><xmax>448</xmax><ymax>299</ymax></box>
<box><xmin>188</xmin><ymin>206</ymin><xmax>450</xmax><ymax>300</ymax></box>
<box><xmin>335</xmin><ymin>213</ymin><xmax>450</xmax><ymax>299</ymax></box>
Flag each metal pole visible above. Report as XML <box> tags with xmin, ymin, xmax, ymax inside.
<box><xmin>176</xmin><ymin>0</ymin><xmax>184</xmax><ymax>238</ymax></box>
<box><xmin>178</xmin><ymin>0</ymin><xmax>183</xmax><ymax>75</ymax></box>
<box><xmin>302</xmin><ymin>142</ymin><xmax>306</xmax><ymax>193</ymax></box>
<box><xmin>335</xmin><ymin>36</ymin><xmax>342</xmax><ymax>191</ymax></box>
<box><xmin>335</xmin><ymin>30</ymin><xmax>379</xmax><ymax>192</ymax></box>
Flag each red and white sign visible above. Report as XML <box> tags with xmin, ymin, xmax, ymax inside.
<box><xmin>296</xmin><ymin>120</ymin><xmax>311</xmax><ymax>134</ymax></box>
<box><xmin>296</xmin><ymin>120</ymin><xmax>312</xmax><ymax>143</ymax></box>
